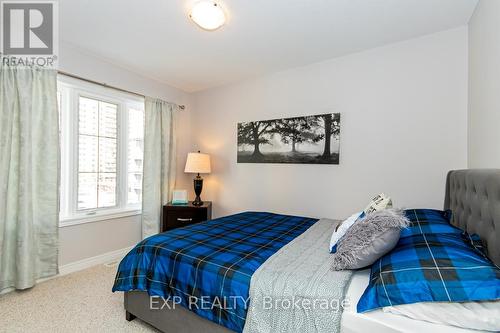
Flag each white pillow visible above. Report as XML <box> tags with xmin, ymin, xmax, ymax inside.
<box><xmin>329</xmin><ymin>193</ymin><xmax>393</xmax><ymax>253</ymax></box>
<box><xmin>329</xmin><ymin>212</ymin><xmax>362</xmax><ymax>253</ymax></box>
<box><xmin>364</xmin><ymin>193</ymin><xmax>392</xmax><ymax>214</ymax></box>
<box><xmin>383</xmin><ymin>301</ymin><xmax>500</xmax><ymax>331</ymax></box>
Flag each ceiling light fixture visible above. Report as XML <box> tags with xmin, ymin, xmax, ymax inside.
<box><xmin>189</xmin><ymin>0</ymin><xmax>226</xmax><ymax>31</ymax></box>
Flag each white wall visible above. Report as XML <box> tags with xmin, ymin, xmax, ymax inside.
<box><xmin>58</xmin><ymin>26</ymin><xmax>470</xmax><ymax>265</ymax></box>
<box><xmin>191</xmin><ymin>27</ymin><xmax>469</xmax><ymax>220</ymax></box>
<box><xmin>58</xmin><ymin>43</ymin><xmax>193</xmax><ymax>266</ymax></box>
<box><xmin>468</xmin><ymin>0</ymin><xmax>500</xmax><ymax>167</ymax></box>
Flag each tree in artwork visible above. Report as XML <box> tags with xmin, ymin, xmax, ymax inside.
<box><xmin>316</xmin><ymin>113</ymin><xmax>340</xmax><ymax>158</ymax></box>
<box><xmin>274</xmin><ymin>116</ymin><xmax>323</xmax><ymax>152</ymax></box>
<box><xmin>237</xmin><ymin>120</ymin><xmax>275</xmax><ymax>157</ymax></box>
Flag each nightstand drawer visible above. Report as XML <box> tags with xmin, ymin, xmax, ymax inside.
<box><xmin>162</xmin><ymin>201</ymin><xmax>212</xmax><ymax>232</ymax></box>
<box><xmin>166</xmin><ymin>211</ymin><xmax>204</xmax><ymax>228</ymax></box>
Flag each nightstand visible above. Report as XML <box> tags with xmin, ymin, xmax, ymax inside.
<box><xmin>162</xmin><ymin>201</ymin><xmax>212</xmax><ymax>232</ymax></box>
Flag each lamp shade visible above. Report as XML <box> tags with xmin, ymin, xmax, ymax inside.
<box><xmin>184</xmin><ymin>152</ymin><xmax>211</xmax><ymax>174</ymax></box>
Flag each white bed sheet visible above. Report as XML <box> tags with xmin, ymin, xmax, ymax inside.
<box><xmin>340</xmin><ymin>270</ymin><xmax>478</xmax><ymax>333</ymax></box>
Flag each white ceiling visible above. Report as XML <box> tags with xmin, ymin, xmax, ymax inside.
<box><xmin>60</xmin><ymin>0</ymin><xmax>478</xmax><ymax>92</ymax></box>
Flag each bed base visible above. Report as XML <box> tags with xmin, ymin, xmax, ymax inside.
<box><xmin>124</xmin><ymin>291</ymin><xmax>232</xmax><ymax>333</ymax></box>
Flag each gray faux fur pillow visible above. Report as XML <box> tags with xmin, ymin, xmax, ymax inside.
<box><xmin>331</xmin><ymin>209</ymin><xmax>410</xmax><ymax>270</ymax></box>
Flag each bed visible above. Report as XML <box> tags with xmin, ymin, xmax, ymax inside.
<box><xmin>113</xmin><ymin>212</ymin><xmax>319</xmax><ymax>332</ymax></box>
<box><xmin>113</xmin><ymin>169</ymin><xmax>500</xmax><ymax>332</ymax></box>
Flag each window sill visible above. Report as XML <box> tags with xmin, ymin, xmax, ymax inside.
<box><xmin>59</xmin><ymin>209</ymin><xmax>141</xmax><ymax>228</ymax></box>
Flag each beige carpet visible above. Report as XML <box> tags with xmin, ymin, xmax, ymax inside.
<box><xmin>0</xmin><ymin>264</ymin><xmax>159</xmax><ymax>333</ymax></box>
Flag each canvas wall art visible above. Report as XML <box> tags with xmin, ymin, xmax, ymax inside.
<box><xmin>237</xmin><ymin>113</ymin><xmax>340</xmax><ymax>164</ymax></box>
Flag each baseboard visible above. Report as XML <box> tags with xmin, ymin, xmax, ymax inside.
<box><xmin>0</xmin><ymin>246</ymin><xmax>133</xmax><ymax>295</ymax></box>
<box><xmin>58</xmin><ymin>246</ymin><xmax>133</xmax><ymax>276</ymax></box>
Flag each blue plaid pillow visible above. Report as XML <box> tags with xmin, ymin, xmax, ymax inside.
<box><xmin>357</xmin><ymin>209</ymin><xmax>500</xmax><ymax>313</ymax></box>
<box><xmin>399</xmin><ymin>209</ymin><xmax>457</xmax><ymax>238</ymax></box>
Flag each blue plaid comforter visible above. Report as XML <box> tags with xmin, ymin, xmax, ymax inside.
<box><xmin>358</xmin><ymin>209</ymin><xmax>500</xmax><ymax>312</ymax></box>
<box><xmin>112</xmin><ymin>211</ymin><xmax>318</xmax><ymax>332</ymax></box>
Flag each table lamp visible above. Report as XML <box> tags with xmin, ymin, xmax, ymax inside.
<box><xmin>184</xmin><ymin>151</ymin><xmax>211</xmax><ymax>206</ymax></box>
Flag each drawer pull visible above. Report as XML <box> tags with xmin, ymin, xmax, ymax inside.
<box><xmin>177</xmin><ymin>218</ymin><xmax>193</xmax><ymax>222</ymax></box>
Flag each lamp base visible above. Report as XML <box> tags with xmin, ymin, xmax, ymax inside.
<box><xmin>192</xmin><ymin>197</ymin><xmax>203</xmax><ymax>206</ymax></box>
<box><xmin>192</xmin><ymin>175</ymin><xmax>204</xmax><ymax>206</ymax></box>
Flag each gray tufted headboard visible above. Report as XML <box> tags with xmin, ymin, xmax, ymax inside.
<box><xmin>444</xmin><ymin>169</ymin><xmax>500</xmax><ymax>266</ymax></box>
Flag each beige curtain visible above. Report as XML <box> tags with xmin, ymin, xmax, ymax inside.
<box><xmin>0</xmin><ymin>64</ymin><xmax>59</xmax><ymax>291</ymax></box>
<box><xmin>142</xmin><ymin>97</ymin><xmax>178</xmax><ymax>239</ymax></box>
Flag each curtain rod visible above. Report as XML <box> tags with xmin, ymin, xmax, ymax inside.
<box><xmin>57</xmin><ymin>70</ymin><xmax>185</xmax><ymax>110</ymax></box>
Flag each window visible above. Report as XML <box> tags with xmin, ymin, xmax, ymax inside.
<box><xmin>78</xmin><ymin>97</ymin><xmax>118</xmax><ymax>209</ymax></box>
<box><xmin>58</xmin><ymin>77</ymin><xmax>144</xmax><ymax>225</ymax></box>
<box><xmin>127</xmin><ymin>108</ymin><xmax>145</xmax><ymax>205</ymax></box>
